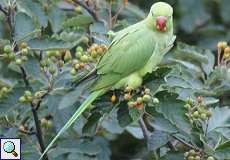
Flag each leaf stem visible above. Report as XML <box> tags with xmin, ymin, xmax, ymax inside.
<box><xmin>138</xmin><ymin>116</ymin><xmax>150</xmax><ymax>140</ymax></box>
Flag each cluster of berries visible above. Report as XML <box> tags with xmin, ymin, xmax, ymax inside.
<box><xmin>19</xmin><ymin>90</ymin><xmax>45</xmax><ymax>103</ymax></box>
<box><xmin>0</xmin><ymin>86</ymin><xmax>11</xmax><ymax>99</ymax></box>
<box><xmin>119</xmin><ymin>87</ymin><xmax>159</xmax><ymax>110</ymax></box>
<box><xmin>217</xmin><ymin>41</ymin><xmax>230</xmax><ymax>64</ymax></box>
<box><xmin>184</xmin><ymin>150</ymin><xmax>202</xmax><ymax>160</ymax></box>
<box><xmin>185</xmin><ymin>96</ymin><xmax>212</xmax><ymax>124</ymax></box>
<box><xmin>70</xmin><ymin>44</ymin><xmax>107</xmax><ymax>76</ymax></box>
<box><xmin>184</xmin><ymin>149</ymin><xmax>215</xmax><ymax>160</ymax></box>
<box><xmin>1</xmin><ymin>42</ymin><xmax>30</xmax><ymax>65</ymax></box>
<box><xmin>40</xmin><ymin>115</ymin><xmax>53</xmax><ymax>129</ymax></box>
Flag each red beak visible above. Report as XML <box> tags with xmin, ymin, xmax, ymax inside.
<box><xmin>156</xmin><ymin>16</ymin><xmax>167</xmax><ymax>31</ymax></box>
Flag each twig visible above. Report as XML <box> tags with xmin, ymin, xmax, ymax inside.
<box><xmin>138</xmin><ymin>116</ymin><xmax>150</xmax><ymax>140</ymax></box>
<box><xmin>71</xmin><ymin>0</ymin><xmax>101</xmax><ymax>22</ymax></box>
<box><xmin>0</xmin><ymin>4</ymin><xmax>8</xmax><ymax>15</ymax></box>
<box><xmin>171</xmin><ymin>135</ymin><xmax>198</xmax><ymax>150</ymax></box>
<box><xmin>19</xmin><ymin>67</ymin><xmax>49</xmax><ymax>160</ymax></box>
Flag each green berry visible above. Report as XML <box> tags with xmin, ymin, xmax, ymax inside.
<box><xmin>152</xmin><ymin>98</ymin><xmax>159</xmax><ymax>104</ymax></box>
<box><xmin>76</xmin><ymin>46</ymin><xmax>83</xmax><ymax>53</ymax></box>
<box><xmin>49</xmin><ymin>67</ymin><xmax>56</xmax><ymax>75</ymax></box>
<box><xmin>143</xmin><ymin>94</ymin><xmax>151</xmax><ymax>102</ymax></box>
<box><xmin>19</xmin><ymin>96</ymin><xmax>26</xmax><ymax>103</ymax></box>
<box><xmin>200</xmin><ymin>113</ymin><xmax>207</xmax><ymax>120</ymax></box>
<box><xmin>74</xmin><ymin>6</ymin><xmax>82</xmax><ymax>13</ymax></box>
<box><xmin>82</xmin><ymin>36</ymin><xmax>89</xmax><ymax>44</ymax></box>
<box><xmin>1</xmin><ymin>87</ymin><xmax>9</xmax><ymax>94</ymax></box>
<box><xmin>184</xmin><ymin>104</ymin><xmax>191</xmax><ymax>109</ymax></box>
<box><xmin>25</xmin><ymin>90</ymin><xmax>32</xmax><ymax>97</ymax></box>
<box><xmin>15</xmin><ymin>59</ymin><xmax>23</xmax><ymax>65</ymax></box>
<box><xmin>124</xmin><ymin>94</ymin><xmax>131</xmax><ymax>100</ymax></box>
<box><xmin>193</xmin><ymin>111</ymin><xmax>199</xmax><ymax>118</ymax></box>
<box><xmin>186</xmin><ymin>97</ymin><xmax>193</xmax><ymax>105</ymax></box>
<box><xmin>144</xmin><ymin>88</ymin><xmax>151</xmax><ymax>95</ymax></box>
<box><xmin>136</xmin><ymin>97</ymin><xmax>143</xmax><ymax>103</ymax></box>
<box><xmin>189</xmin><ymin>150</ymin><xmax>196</xmax><ymax>156</ymax></box>
<box><xmin>184</xmin><ymin>152</ymin><xmax>189</xmax><ymax>157</ymax></box>
<box><xmin>8</xmin><ymin>53</ymin><xmax>15</xmax><ymax>60</ymax></box>
<box><xmin>21</xmin><ymin>48</ymin><xmax>28</xmax><ymax>55</ymax></box>
<box><xmin>207</xmin><ymin>156</ymin><xmax>215</xmax><ymax>160</ymax></box>
<box><xmin>80</xmin><ymin>55</ymin><xmax>89</xmax><ymax>63</ymax></box>
<box><xmin>4</xmin><ymin>45</ymin><xmax>12</xmax><ymax>53</ymax></box>
<box><xmin>188</xmin><ymin>156</ymin><xmax>194</xmax><ymax>160</ymax></box>
<box><xmin>128</xmin><ymin>101</ymin><xmax>135</xmax><ymax>108</ymax></box>
<box><xmin>195</xmin><ymin>156</ymin><xmax>201</xmax><ymax>160</ymax></box>
<box><xmin>64</xmin><ymin>50</ymin><xmax>72</xmax><ymax>62</ymax></box>
<box><xmin>70</xmin><ymin>68</ymin><xmax>77</xmax><ymax>76</ymax></box>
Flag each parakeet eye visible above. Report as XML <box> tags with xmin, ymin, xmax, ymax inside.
<box><xmin>156</xmin><ymin>16</ymin><xmax>167</xmax><ymax>32</ymax></box>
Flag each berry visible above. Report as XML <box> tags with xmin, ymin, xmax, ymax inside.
<box><xmin>20</xmin><ymin>42</ymin><xmax>28</xmax><ymax>49</ymax></box>
<box><xmin>193</xmin><ymin>111</ymin><xmax>199</xmax><ymax>118</ymax></box>
<box><xmin>24</xmin><ymin>90</ymin><xmax>32</xmax><ymax>97</ymax></box>
<box><xmin>184</xmin><ymin>104</ymin><xmax>191</xmax><ymax>109</ymax></box>
<box><xmin>143</xmin><ymin>94</ymin><xmax>151</xmax><ymax>102</ymax></box>
<box><xmin>188</xmin><ymin>156</ymin><xmax>194</xmax><ymax>160</ymax></box>
<box><xmin>80</xmin><ymin>55</ymin><xmax>89</xmax><ymax>63</ymax></box>
<box><xmin>186</xmin><ymin>97</ymin><xmax>193</xmax><ymax>105</ymax></box>
<box><xmin>70</xmin><ymin>68</ymin><xmax>77</xmax><ymax>76</ymax></box>
<box><xmin>111</xmin><ymin>94</ymin><xmax>117</xmax><ymax>103</ymax></box>
<box><xmin>136</xmin><ymin>97</ymin><xmax>143</xmax><ymax>103</ymax></box>
<box><xmin>217</xmin><ymin>41</ymin><xmax>227</xmax><ymax>49</ymax></box>
<box><xmin>124</xmin><ymin>94</ymin><xmax>131</xmax><ymax>100</ymax></box>
<box><xmin>4</xmin><ymin>45</ymin><xmax>12</xmax><ymax>53</ymax></box>
<box><xmin>207</xmin><ymin>156</ymin><xmax>215</xmax><ymax>160</ymax></box>
<box><xmin>64</xmin><ymin>50</ymin><xmax>72</xmax><ymax>62</ymax></box>
<box><xmin>152</xmin><ymin>98</ymin><xmax>159</xmax><ymax>104</ymax></box>
<box><xmin>82</xmin><ymin>36</ymin><xmax>89</xmax><ymax>44</ymax></box>
<box><xmin>19</xmin><ymin>96</ymin><xmax>26</xmax><ymax>103</ymax></box>
<box><xmin>8</xmin><ymin>53</ymin><xmax>16</xmax><ymax>60</ymax></box>
<box><xmin>184</xmin><ymin>152</ymin><xmax>189</xmax><ymax>157</ymax></box>
<box><xmin>144</xmin><ymin>88</ymin><xmax>151</xmax><ymax>94</ymax></box>
<box><xmin>200</xmin><ymin>113</ymin><xmax>207</xmax><ymax>120</ymax></box>
<box><xmin>21</xmin><ymin>48</ymin><xmax>28</xmax><ymax>55</ymax></box>
<box><xmin>76</xmin><ymin>46</ymin><xmax>83</xmax><ymax>53</ymax></box>
<box><xmin>74</xmin><ymin>6</ymin><xmax>82</xmax><ymax>13</ymax></box>
<box><xmin>128</xmin><ymin>101</ymin><xmax>135</xmax><ymax>108</ymax></box>
<box><xmin>1</xmin><ymin>87</ymin><xmax>9</xmax><ymax>94</ymax></box>
<box><xmin>49</xmin><ymin>66</ymin><xmax>56</xmax><ymax>75</ymax></box>
<box><xmin>195</xmin><ymin>156</ymin><xmax>201</xmax><ymax>160</ymax></box>
<box><xmin>189</xmin><ymin>150</ymin><xmax>196</xmax><ymax>156</ymax></box>
<box><xmin>15</xmin><ymin>59</ymin><xmax>22</xmax><ymax>65</ymax></box>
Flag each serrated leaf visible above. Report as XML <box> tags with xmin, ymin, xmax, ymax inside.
<box><xmin>17</xmin><ymin>0</ymin><xmax>48</xmax><ymax>27</ymax></box>
<box><xmin>155</xmin><ymin>91</ymin><xmax>192</xmax><ymax>134</ymax></box>
<box><xmin>207</xmin><ymin>106</ymin><xmax>230</xmax><ymax>134</ymax></box>
<box><xmin>148</xmin><ymin>130</ymin><xmax>170</xmax><ymax>151</ymax></box>
<box><xmin>63</xmin><ymin>15</ymin><xmax>93</xmax><ymax>28</ymax></box>
<box><xmin>48</xmin><ymin>6</ymin><xmax>65</xmax><ymax>33</ymax></box>
<box><xmin>14</xmin><ymin>12</ymin><xmax>35</xmax><ymax>41</ymax></box>
<box><xmin>214</xmin><ymin>141</ymin><xmax>230</xmax><ymax>159</ymax></box>
<box><xmin>83</xmin><ymin>112</ymin><xmax>101</xmax><ymax>136</ymax></box>
<box><xmin>117</xmin><ymin>102</ymin><xmax>133</xmax><ymax>127</ymax></box>
<box><xmin>28</xmin><ymin>38</ymin><xmax>73</xmax><ymax>50</ymax></box>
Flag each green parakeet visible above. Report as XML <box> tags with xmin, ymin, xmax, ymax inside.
<box><xmin>39</xmin><ymin>2</ymin><xmax>176</xmax><ymax>159</ymax></box>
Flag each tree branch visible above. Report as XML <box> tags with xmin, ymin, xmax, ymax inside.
<box><xmin>138</xmin><ymin>116</ymin><xmax>150</xmax><ymax>140</ymax></box>
<box><xmin>19</xmin><ymin>67</ymin><xmax>49</xmax><ymax>160</ymax></box>
<box><xmin>71</xmin><ymin>0</ymin><xmax>101</xmax><ymax>22</ymax></box>
<box><xmin>0</xmin><ymin>4</ymin><xmax>8</xmax><ymax>15</ymax></box>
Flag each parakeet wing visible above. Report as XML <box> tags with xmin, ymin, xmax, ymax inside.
<box><xmin>93</xmin><ymin>26</ymin><xmax>156</xmax><ymax>90</ymax></box>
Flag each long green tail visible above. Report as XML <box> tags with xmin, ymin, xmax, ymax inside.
<box><xmin>38</xmin><ymin>89</ymin><xmax>105</xmax><ymax>160</ymax></box>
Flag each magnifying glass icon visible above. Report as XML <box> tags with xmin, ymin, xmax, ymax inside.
<box><xmin>3</xmin><ymin>141</ymin><xmax>18</xmax><ymax>157</ymax></box>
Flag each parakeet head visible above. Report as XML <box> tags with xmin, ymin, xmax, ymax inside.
<box><xmin>147</xmin><ymin>2</ymin><xmax>173</xmax><ymax>32</ymax></box>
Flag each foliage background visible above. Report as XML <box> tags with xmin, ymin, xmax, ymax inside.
<box><xmin>0</xmin><ymin>0</ymin><xmax>230</xmax><ymax>160</ymax></box>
